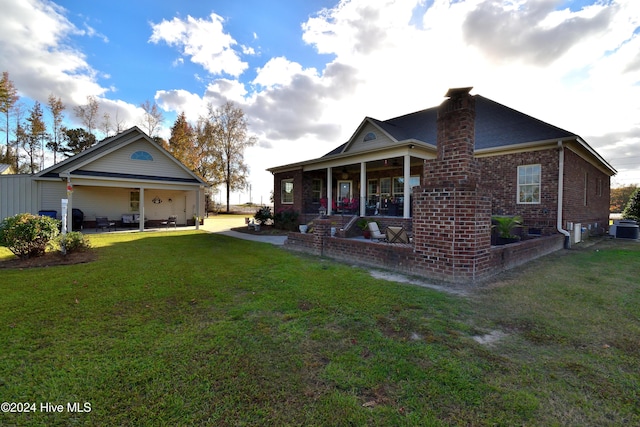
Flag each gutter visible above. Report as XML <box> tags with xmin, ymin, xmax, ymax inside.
<box><xmin>557</xmin><ymin>141</ymin><xmax>571</xmax><ymax>249</ymax></box>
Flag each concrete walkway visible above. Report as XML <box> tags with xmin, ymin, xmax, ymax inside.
<box><xmin>200</xmin><ymin>216</ymin><xmax>288</xmax><ymax>246</ymax></box>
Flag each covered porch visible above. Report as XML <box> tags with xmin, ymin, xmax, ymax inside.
<box><xmin>271</xmin><ymin>143</ymin><xmax>433</xmax><ymax>222</ymax></box>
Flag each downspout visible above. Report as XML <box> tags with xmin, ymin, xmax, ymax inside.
<box><xmin>557</xmin><ymin>141</ymin><xmax>571</xmax><ymax>249</ymax></box>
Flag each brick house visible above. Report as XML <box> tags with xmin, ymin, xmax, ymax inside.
<box><xmin>268</xmin><ymin>88</ymin><xmax>616</xmax><ymax>283</ymax></box>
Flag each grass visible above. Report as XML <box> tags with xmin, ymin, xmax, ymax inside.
<box><xmin>0</xmin><ymin>232</ymin><xmax>638</xmax><ymax>426</ymax></box>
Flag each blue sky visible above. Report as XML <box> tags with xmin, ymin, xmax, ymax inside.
<box><xmin>2</xmin><ymin>0</ymin><xmax>640</xmax><ymax>204</ymax></box>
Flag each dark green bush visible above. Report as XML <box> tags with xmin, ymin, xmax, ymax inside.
<box><xmin>0</xmin><ymin>213</ymin><xmax>60</xmax><ymax>259</ymax></box>
<box><xmin>273</xmin><ymin>208</ymin><xmax>299</xmax><ymax>231</ymax></box>
<box><xmin>55</xmin><ymin>231</ymin><xmax>91</xmax><ymax>253</ymax></box>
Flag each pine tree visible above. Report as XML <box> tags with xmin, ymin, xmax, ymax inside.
<box><xmin>168</xmin><ymin>112</ymin><xmax>199</xmax><ymax>172</ymax></box>
<box><xmin>0</xmin><ymin>71</ymin><xmax>19</xmax><ymax>160</ymax></box>
<box><xmin>23</xmin><ymin>101</ymin><xmax>46</xmax><ymax>173</ymax></box>
<box><xmin>622</xmin><ymin>187</ymin><xmax>640</xmax><ymax>222</ymax></box>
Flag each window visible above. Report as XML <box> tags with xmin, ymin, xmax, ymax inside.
<box><xmin>338</xmin><ymin>181</ymin><xmax>352</xmax><ymax>200</ymax></box>
<box><xmin>281</xmin><ymin>179</ymin><xmax>294</xmax><ymax>204</ymax></box>
<box><xmin>363</xmin><ymin>132</ymin><xmax>377</xmax><ymax>142</ymax></box>
<box><xmin>392</xmin><ymin>176</ymin><xmax>421</xmax><ymax>197</ymax></box>
<box><xmin>517</xmin><ymin>164</ymin><xmax>541</xmax><ymax>204</ymax></box>
<box><xmin>131</xmin><ymin>151</ymin><xmax>153</xmax><ymax>161</ymax></box>
<box><xmin>380</xmin><ymin>177</ymin><xmax>391</xmax><ymax>198</ymax></box>
<box><xmin>311</xmin><ymin>179</ymin><xmax>322</xmax><ymax>203</ymax></box>
<box><xmin>130</xmin><ymin>191</ymin><xmax>140</xmax><ymax>212</ymax></box>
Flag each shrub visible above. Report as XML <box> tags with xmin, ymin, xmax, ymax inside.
<box><xmin>55</xmin><ymin>231</ymin><xmax>91</xmax><ymax>254</ymax></box>
<box><xmin>254</xmin><ymin>206</ymin><xmax>273</xmax><ymax>225</ymax></box>
<box><xmin>0</xmin><ymin>213</ymin><xmax>60</xmax><ymax>259</ymax></box>
<box><xmin>622</xmin><ymin>188</ymin><xmax>640</xmax><ymax>222</ymax></box>
<box><xmin>273</xmin><ymin>208</ymin><xmax>299</xmax><ymax>231</ymax></box>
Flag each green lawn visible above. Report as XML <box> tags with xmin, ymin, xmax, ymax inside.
<box><xmin>1</xmin><ymin>232</ymin><xmax>638</xmax><ymax>426</ymax></box>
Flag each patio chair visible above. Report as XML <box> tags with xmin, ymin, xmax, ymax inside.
<box><xmin>386</xmin><ymin>226</ymin><xmax>410</xmax><ymax>243</ymax></box>
<box><xmin>161</xmin><ymin>215</ymin><xmax>177</xmax><ymax>228</ymax></box>
<box><xmin>367</xmin><ymin>221</ymin><xmax>386</xmax><ymax>241</ymax></box>
<box><xmin>96</xmin><ymin>216</ymin><xmax>116</xmax><ymax>232</ymax></box>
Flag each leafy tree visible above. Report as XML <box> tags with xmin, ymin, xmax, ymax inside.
<box><xmin>203</xmin><ymin>101</ymin><xmax>257</xmax><ymax>212</ymax></box>
<box><xmin>60</xmin><ymin>127</ymin><xmax>96</xmax><ymax>157</ymax></box>
<box><xmin>46</xmin><ymin>93</ymin><xmax>65</xmax><ymax>164</ymax></box>
<box><xmin>0</xmin><ymin>71</ymin><xmax>19</xmax><ymax>159</ymax></box>
<box><xmin>22</xmin><ymin>101</ymin><xmax>47</xmax><ymax>173</ymax></box>
<box><xmin>74</xmin><ymin>95</ymin><xmax>100</xmax><ymax>137</ymax></box>
<box><xmin>140</xmin><ymin>100</ymin><xmax>164</xmax><ymax>137</ymax></box>
<box><xmin>622</xmin><ymin>187</ymin><xmax>640</xmax><ymax>222</ymax></box>
<box><xmin>610</xmin><ymin>184</ymin><xmax>638</xmax><ymax>213</ymax></box>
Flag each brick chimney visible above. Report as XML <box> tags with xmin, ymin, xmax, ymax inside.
<box><xmin>424</xmin><ymin>87</ymin><xmax>479</xmax><ymax>189</ymax></box>
<box><xmin>412</xmin><ymin>87</ymin><xmax>491</xmax><ymax>284</ymax></box>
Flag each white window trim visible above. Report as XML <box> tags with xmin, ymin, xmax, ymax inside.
<box><xmin>517</xmin><ymin>164</ymin><xmax>541</xmax><ymax>204</ymax></box>
<box><xmin>281</xmin><ymin>179</ymin><xmax>294</xmax><ymax>204</ymax></box>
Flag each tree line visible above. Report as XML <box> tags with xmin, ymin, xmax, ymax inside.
<box><xmin>0</xmin><ymin>71</ymin><xmax>256</xmax><ymax>212</ymax></box>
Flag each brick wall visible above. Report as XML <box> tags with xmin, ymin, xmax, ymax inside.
<box><xmin>273</xmin><ymin>169</ymin><xmax>304</xmax><ymax>214</ymax></box>
<box><xmin>562</xmin><ymin>149</ymin><xmax>611</xmax><ymax>235</ymax></box>
<box><xmin>479</xmin><ymin>148</ymin><xmax>559</xmax><ymax>234</ymax></box>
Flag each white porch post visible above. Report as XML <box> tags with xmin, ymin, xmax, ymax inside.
<box><xmin>327</xmin><ymin>167</ymin><xmax>333</xmax><ymax>216</ymax></box>
<box><xmin>139</xmin><ymin>187</ymin><xmax>145</xmax><ymax>231</ymax></box>
<box><xmin>195</xmin><ymin>187</ymin><xmax>201</xmax><ymax>230</ymax></box>
<box><xmin>360</xmin><ymin>162</ymin><xmax>366</xmax><ymax>216</ymax></box>
<box><xmin>403</xmin><ymin>154</ymin><xmax>411</xmax><ymax>218</ymax></box>
<box><xmin>66</xmin><ymin>177</ymin><xmax>73</xmax><ymax>232</ymax></box>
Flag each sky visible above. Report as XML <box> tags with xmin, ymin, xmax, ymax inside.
<box><xmin>1</xmin><ymin>0</ymin><xmax>640</xmax><ymax>205</ymax></box>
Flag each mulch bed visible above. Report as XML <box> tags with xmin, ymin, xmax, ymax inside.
<box><xmin>0</xmin><ymin>250</ymin><xmax>96</xmax><ymax>269</ymax></box>
<box><xmin>230</xmin><ymin>226</ymin><xmax>289</xmax><ymax>236</ymax></box>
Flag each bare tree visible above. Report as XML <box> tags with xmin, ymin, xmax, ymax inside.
<box><xmin>74</xmin><ymin>95</ymin><xmax>100</xmax><ymax>137</ymax></box>
<box><xmin>101</xmin><ymin>111</ymin><xmax>113</xmax><ymax>138</ymax></box>
<box><xmin>46</xmin><ymin>94</ymin><xmax>65</xmax><ymax>164</ymax></box>
<box><xmin>114</xmin><ymin>109</ymin><xmax>127</xmax><ymax>134</ymax></box>
<box><xmin>139</xmin><ymin>100</ymin><xmax>164</xmax><ymax>137</ymax></box>
<box><xmin>203</xmin><ymin>101</ymin><xmax>257</xmax><ymax>213</ymax></box>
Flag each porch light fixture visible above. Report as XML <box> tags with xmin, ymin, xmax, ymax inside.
<box><xmin>341</xmin><ymin>168</ymin><xmax>349</xmax><ymax>179</ymax></box>
<box><xmin>152</xmin><ymin>196</ymin><xmax>163</xmax><ymax>204</ymax></box>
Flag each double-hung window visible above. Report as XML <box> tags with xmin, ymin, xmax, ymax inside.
<box><xmin>517</xmin><ymin>164</ymin><xmax>541</xmax><ymax>204</ymax></box>
<box><xmin>281</xmin><ymin>179</ymin><xmax>294</xmax><ymax>204</ymax></box>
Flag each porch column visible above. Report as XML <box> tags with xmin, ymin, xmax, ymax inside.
<box><xmin>66</xmin><ymin>177</ymin><xmax>73</xmax><ymax>232</ymax></box>
<box><xmin>327</xmin><ymin>167</ymin><xmax>333</xmax><ymax>216</ymax></box>
<box><xmin>195</xmin><ymin>187</ymin><xmax>201</xmax><ymax>230</ymax></box>
<box><xmin>139</xmin><ymin>187</ymin><xmax>145</xmax><ymax>232</ymax></box>
<box><xmin>403</xmin><ymin>154</ymin><xmax>411</xmax><ymax>218</ymax></box>
<box><xmin>360</xmin><ymin>162</ymin><xmax>366</xmax><ymax>216</ymax></box>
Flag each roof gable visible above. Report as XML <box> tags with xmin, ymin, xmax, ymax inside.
<box><xmin>37</xmin><ymin>127</ymin><xmax>207</xmax><ymax>185</ymax></box>
<box><xmin>322</xmin><ymin>95</ymin><xmax>577</xmax><ymax>158</ymax></box>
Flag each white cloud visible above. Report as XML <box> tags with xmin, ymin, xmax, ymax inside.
<box><xmin>0</xmin><ymin>0</ymin><xmax>106</xmax><ymax>106</ymax></box>
<box><xmin>149</xmin><ymin>13</ymin><xmax>249</xmax><ymax>77</ymax></box>
<box><xmin>253</xmin><ymin>57</ymin><xmax>318</xmax><ymax>88</ymax></box>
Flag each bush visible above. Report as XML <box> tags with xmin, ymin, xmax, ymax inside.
<box><xmin>55</xmin><ymin>231</ymin><xmax>91</xmax><ymax>254</ymax></box>
<box><xmin>254</xmin><ymin>206</ymin><xmax>273</xmax><ymax>225</ymax></box>
<box><xmin>273</xmin><ymin>208</ymin><xmax>299</xmax><ymax>231</ymax></box>
<box><xmin>622</xmin><ymin>188</ymin><xmax>640</xmax><ymax>222</ymax></box>
<box><xmin>0</xmin><ymin>213</ymin><xmax>60</xmax><ymax>259</ymax></box>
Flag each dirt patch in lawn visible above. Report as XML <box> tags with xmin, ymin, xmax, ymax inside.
<box><xmin>0</xmin><ymin>250</ymin><xmax>96</xmax><ymax>269</ymax></box>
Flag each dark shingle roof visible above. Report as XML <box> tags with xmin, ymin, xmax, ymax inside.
<box><xmin>323</xmin><ymin>94</ymin><xmax>577</xmax><ymax>157</ymax></box>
